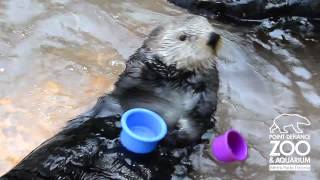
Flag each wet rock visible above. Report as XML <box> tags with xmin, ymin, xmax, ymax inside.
<box><xmin>189</xmin><ymin>144</ymin><xmax>220</xmax><ymax>175</ymax></box>
<box><xmin>258</xmin><ymin>17</ymin><xmax>319</xmax><ymax>40</ymax></box>
<box><xmin>169</xmin><ymin>0</ymin><xmax>320</xmax><ymax>20</ymax></box>
<box><xmin>245</xmin><ymin>147</ymin><xmax>267</xmax><ymax>166</ymax></box>
<box><xmin>248</xmin><ymin>17</ymin><xmax>320</xmax><ymax>53</ymax></box>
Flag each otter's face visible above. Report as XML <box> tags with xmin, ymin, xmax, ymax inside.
<box><xmin>145</xmin><ymin>15</ymin><xmax>220</xmax><ymax>72</ymax></box>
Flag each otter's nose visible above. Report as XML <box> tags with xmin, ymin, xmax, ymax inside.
<box><xmin>207</xmin><ymin>32</ymin><xmax>220</xmax><ymax>48</ymax></box>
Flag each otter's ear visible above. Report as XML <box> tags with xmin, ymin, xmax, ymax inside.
<box><xmin>149</xmin><ymin>26</ymin><xmax>164</xmax><ymax>38</ymax></box>
<box><xmin>143</xmin><ymin>26</ymin><xmax>164</xmax><ymax>51</ymax></box>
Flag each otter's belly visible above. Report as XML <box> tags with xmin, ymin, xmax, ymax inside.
<box><xmin>119</xmin><ymin>87</ymin><xmax>199</xmax><ymax>129</ymax></box>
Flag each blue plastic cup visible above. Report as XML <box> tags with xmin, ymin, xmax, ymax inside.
<box><xmin>120</xmin><ymin>108</ymin><xmax>167</xmax><ymax>154</ymax></box>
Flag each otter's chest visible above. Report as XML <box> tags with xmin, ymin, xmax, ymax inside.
<box><xmin>119</xmin><ymin>84</ymin><xmax>200</xmax><ymax>128</ymax></box>
<box><xmin>154</xmin><ymin>85</ymin><xmax>200</xmax><ymax>123</ymax></box>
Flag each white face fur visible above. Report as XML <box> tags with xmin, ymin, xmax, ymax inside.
<box><xmin>145</xmin><ymin>15</ymin><xmax>219</xmax><ymax>72</ymax></box>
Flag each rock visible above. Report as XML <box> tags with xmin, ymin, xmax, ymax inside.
<box><xmin>169</xmin><ymin>0</ymin><xmax>320</xmax><ymax>20</ymax></box>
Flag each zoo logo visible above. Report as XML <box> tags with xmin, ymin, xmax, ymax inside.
<box><xmin>268</xmin><ymin>113</ymin><xmax>311</xmax><ymax>171</ymax></box>
<box><xmin>270</xmin><ymin>114</ymin><xmax>311</xmax><ymax>134</ymax></box>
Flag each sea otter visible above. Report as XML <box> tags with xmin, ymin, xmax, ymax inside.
<box><xmin>1</xmin><ymin>15</ymin><xmax>221</xmax><ymax>179</ymax></box>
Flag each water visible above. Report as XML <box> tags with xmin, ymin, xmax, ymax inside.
<box><xmin>0</xmin><ymin>0</ymin><xmax>319</xmax><ymax>179</ymax></box>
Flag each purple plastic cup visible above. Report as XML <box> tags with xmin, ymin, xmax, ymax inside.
<box><xmin>211</xmin><ymin>129</ymin><xmax>248</xmax><ymax>162</ymax></box>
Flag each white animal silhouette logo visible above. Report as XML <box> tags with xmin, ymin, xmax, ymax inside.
<box><xmin>270</xmin><ymin>114</ymin><xmax>311</xmax><ymax>134</ymax></box>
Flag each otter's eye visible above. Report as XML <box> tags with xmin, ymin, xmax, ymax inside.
<box><xmin>179</xmin><ymin>34</ymin><xmax>187</xmax><ymax>41</ymax></box>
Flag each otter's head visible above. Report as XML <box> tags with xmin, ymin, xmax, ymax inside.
<box><xmin>143</xmin><ymin>15</ymin><xmax>220</xmax><ymax>73</ymax></box>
